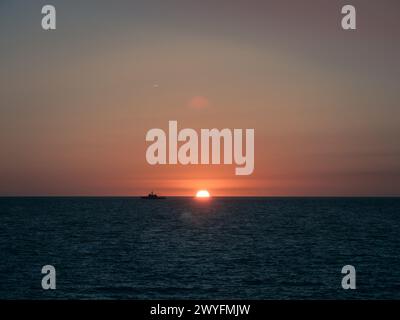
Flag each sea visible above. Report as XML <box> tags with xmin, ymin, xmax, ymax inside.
<box><xmin>0</xmin><ymin>197</ymin><xmax>399</xmax><ymax>299</ymax></box>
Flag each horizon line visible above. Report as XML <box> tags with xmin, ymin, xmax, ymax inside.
<box><xmin>0</xmin><ymin>195</ymin><xmax>399</xmax><ymax>198</ymax></box>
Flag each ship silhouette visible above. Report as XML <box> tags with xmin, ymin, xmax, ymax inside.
<box><xmin>141</xmin><ymin>191</ymin><xmax>166</xmax><ymax>199</ymax></box>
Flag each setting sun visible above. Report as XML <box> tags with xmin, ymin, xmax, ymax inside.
<box><xmin>195</xmin><ymin>190</ymin><xmax>210</xmax><ymax>198</ymax></box>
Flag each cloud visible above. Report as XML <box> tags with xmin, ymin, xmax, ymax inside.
<box><xmin>188</xmin><ymin>96</ymin><xmax>209</xmax><ymax>109</ymax></box>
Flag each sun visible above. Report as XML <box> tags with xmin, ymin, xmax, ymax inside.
<box><xmin>195</xmin><ymin>190</ymin><xmax>210</xmax><ymax>198</ymax></box>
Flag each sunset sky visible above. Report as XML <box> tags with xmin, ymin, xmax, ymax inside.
<box><xmin>1</xmin><ymin>0</ymin><xmax>399</xmax><ymax>196</ymax></box>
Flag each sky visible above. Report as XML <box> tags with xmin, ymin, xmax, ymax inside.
<box><xmin>0</xmin><ymin>0</ymin><xmax>400</xmax><ymax>196</ymax></box>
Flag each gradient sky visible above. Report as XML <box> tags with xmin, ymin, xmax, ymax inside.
<box><xmin>1</xmin><ymin>0</ymin><xmax>400</xmax><ymax>196</ymax></box>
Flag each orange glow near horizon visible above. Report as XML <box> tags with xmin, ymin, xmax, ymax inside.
<box><xmin>195</xmin><ymin>190</ymin><xmax>211</xmax><ymax>198</ymax></box>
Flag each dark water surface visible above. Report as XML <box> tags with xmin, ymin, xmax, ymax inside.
<box><xmin>0</xmin><ymin>197</ymin><xmax>399</xmax><ymax>299</ymax></box>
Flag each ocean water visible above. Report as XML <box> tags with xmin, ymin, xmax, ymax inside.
<box><xmin>0</xmin><ymin>197</ymin><xmax>399</xmax><ymax>299</ymax></box>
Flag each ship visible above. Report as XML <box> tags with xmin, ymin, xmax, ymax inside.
<box><xmin>141</xmin><ymin>191</ymin><xmax>166</xmax><ymax>199</ymax></box>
